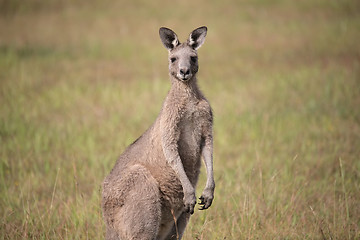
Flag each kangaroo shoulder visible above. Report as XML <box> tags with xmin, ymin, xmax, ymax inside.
<box><xmin>196</xmin><ymin>98</ymin><xmax>213</xmax><ymax>120</ymax></box>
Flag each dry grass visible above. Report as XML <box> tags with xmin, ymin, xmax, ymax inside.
<box><xmin>1</xmin><ymin>0</ymin><xmax>359</xmax><ymax>239</ymax></box>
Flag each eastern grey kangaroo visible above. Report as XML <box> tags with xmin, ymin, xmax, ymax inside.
<box><xmin>102</xmin><ymin>26</ymin><xmax>215</xmax><ymax>240</ymax></box>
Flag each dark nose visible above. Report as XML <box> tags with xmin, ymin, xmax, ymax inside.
<box><xmin>180</xmin><ymin>68</ymin><xmax>190</xmax><ymax>76</ymax></box>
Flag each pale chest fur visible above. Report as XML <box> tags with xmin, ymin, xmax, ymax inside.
<box><xmin>178</xmin><ymin>101</ymin><xmax>205</xmax><ymax>152</ymax></box>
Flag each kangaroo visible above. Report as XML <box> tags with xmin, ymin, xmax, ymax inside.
<box><xmin>102</xmin><ymin>26</ymin><xmax>215</xmax><ymax>240</ymax></box>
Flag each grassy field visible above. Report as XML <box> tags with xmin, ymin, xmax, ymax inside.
<box><xmin>1</xmin><ymin>0</ymin><xmax>360</xmax><ymax>239</ymax></box>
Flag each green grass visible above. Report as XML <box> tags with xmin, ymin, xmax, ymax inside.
<box><xmin>1</xmin><ymin>0</ymin><xmax>359</xmax><ymax>239</ymax></box>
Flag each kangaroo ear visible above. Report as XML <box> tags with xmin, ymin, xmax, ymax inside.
<box><xmin>188</xmin><ymin>26</ymin><xmax>207</xmax><ymax>50</ymax></box>
<box><xmin>159</xmin><ymin>27</ymin><xmax>180</xmax><ymax>50</ymax></box>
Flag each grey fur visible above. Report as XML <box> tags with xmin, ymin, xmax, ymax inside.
<box><xmin>102</xmin><ymin>26</ymin><xmax>215</xmax><ymax>240</ymax></box>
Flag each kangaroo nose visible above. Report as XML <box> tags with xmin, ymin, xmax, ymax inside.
<box><xmin>180</xmin><ymin>68</ymin><xmax>190</xmax><ymax>76</ymax></box>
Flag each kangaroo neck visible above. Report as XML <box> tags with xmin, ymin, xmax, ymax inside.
<box><xmin>169</xmin><ymin>75</ymin><xmax>201</xmax><ymax>100</ymax></box>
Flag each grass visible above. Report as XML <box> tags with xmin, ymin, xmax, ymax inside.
<box><xmin>1</xmin><ymin>0</ymin><xmax>359</xmax><ymax>239</ymax></box>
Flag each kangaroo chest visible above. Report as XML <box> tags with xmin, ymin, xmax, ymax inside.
<box><xmin>177</xmin><ymin>102</ymin><xmax>206</xmax><ymax>175</ymax></box>
<box><xmin>179</xmin><ymin>106</ymin><xmax>202</xmax><ymax>148</ymax></box>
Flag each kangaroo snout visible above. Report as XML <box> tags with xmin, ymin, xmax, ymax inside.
<box><xmin>179</xmin><ymin>68</ymin><xmax>191</xmax><ymax>80</ymax></box>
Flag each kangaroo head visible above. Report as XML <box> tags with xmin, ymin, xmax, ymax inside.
<box><xmin>159</xmin><ymin>26</ymin><xmax>207</xmax><ymax>82</ymax></box>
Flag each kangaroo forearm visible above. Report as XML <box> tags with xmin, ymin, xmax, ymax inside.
<box><xmin>203</xmin><ymin>157</ymin><xmax>215</xmax><ymax>190</ymax></box>
<box><xmin>162</xmin><ymin>146</ymin><xmax>195</xmax><ymax>193</ymax></box>
<box><xmin>202</xmin><ymin>141</ymin><xmax>215</xmax><ymax>191</ymax></box>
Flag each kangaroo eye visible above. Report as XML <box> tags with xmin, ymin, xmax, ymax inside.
<box><xmin>190</xmin><ymin>56</ymin><xmax>197</xmax><ymax>62</ymax></box>
<box><xmin>170</xmin><ymin>57</ymin><xmax>177</xmax><ymax>63</ymax></box>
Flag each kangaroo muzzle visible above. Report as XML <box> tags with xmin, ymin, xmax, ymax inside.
<box><xmin>178</xmin><ymin>67</ymin><xmax>192</xmax><ymax>81</ymax></box>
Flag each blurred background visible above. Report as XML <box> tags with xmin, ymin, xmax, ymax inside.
<box><xmin>1</xmin><ymin>0</ymin><xmax>359</xmax><ymax>239</ymax></box>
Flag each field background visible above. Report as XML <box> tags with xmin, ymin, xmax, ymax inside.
<box><xmin>1</xmin><ymin>0</ymin><xmax>359</xmax><ymax>239</ymax></box>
